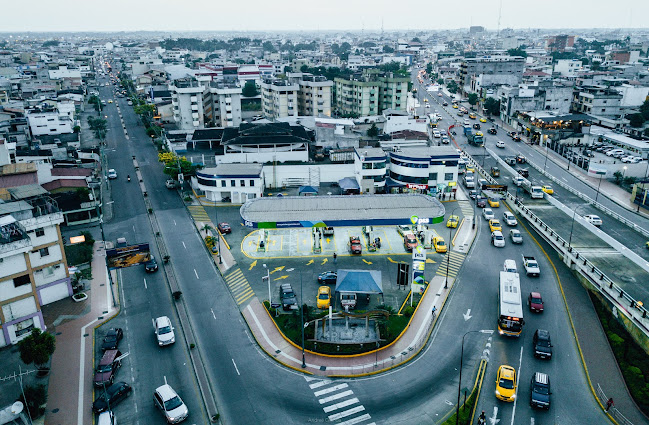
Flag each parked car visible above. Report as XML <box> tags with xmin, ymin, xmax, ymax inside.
<box><xmin>153</xmin><ymin>383</ymin><xmax>189</xmax><ymax>423</ymax></box>
<box><xmin>92</xmin><ymin>381</ymin><xmax>132</xmax><ymax>413</ymax></box>
<box><xmin>491</xmin><ymin>231</ymin><xmax>505</xmax><ymax>248</ymax></box>
<box><xmin>396</xmin><ymin>225</ymin><xmax>411</xmax><ymax>237</ymax></box>
<box><xmin>584</xmin><ymin>214</ymin><xmax>602</xmax><ymax>227</ymax></box>
<box><xmin>279</xmin><ymin>283</ymin><xmax>298</xmax><ymax>310</ymax></box>
<box><xmin>94</xmin><ymin>349</ymin><xmax>122</xmax><ymax>387</ymax></box>
<box><xmin>217</xmin><ymin>222</ymin><xmax>231</xmax><ymax>234</ymax></box>
<box><xmin>153</xmin><ymin>316</ymin><xmax>175</xmax><ymax>346</ymax></box>
<box><xmin>533</xmin><ymin>329</ymin><xmax>553</xmax><ymax>359</ymax></box>
<box><xmin>495</xmin><ymin>365</ymin><xmax>517</xmax><ymax>402</ymax></box>
<box><xmin>509</xmin><ymin>229</ymin><xmax>523</xmax><ymax>244</ymax></box>
<box><xmin>528</xmin><ymin>292</ymin><xmax>544</xmax><ymax>312</ymax></box>
<box><xmin>530</xmin><ymin>372</ymin><xmax>552</xmax><ymax>409</ymax></box>
<box><xmin>101</xmin><ymin>328</ymin><xmax>123</xmax><ymax>351</ymax></box>
<box><xmin>317</xmin><ymin>286</ymin><xmax>332</xmax><ymax>309</ymax></box>
<box><xmin>318</xmin><ymin>271</ymin><xmax>337</xmax><ymax>285</ymax></box>
<box><xmin>503</xmin><ymin>211</ymin><xmax>517</xmax><ymax>226</ymax></box>
<box><xmin>433</xmin><ymin>236</ymin><xmax>447</xmax><ymax>253</ymax></box>
<box><xmin>144</xmin><ymin>255</ymin><xmax>158</xmax><ymax>273</ymax></box>
<box><xmin>446</xmin><ymin>215</ymin><xmax>459</xmax><ymax>228</ymax></box>
<box><xmin>606</xmin><ymin>149</ymin><xmax>625</xmax><ymax>157</ymax></box>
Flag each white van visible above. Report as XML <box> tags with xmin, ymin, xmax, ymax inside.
<box><xmin>98</xmin><ymin>411</ymin><xmax>117</xmax><ymax>425</ymax></box>
<box><xmin>503</xmin><ymin>259</ymin><xmax>517</xmax><ymax>274</ymax></box>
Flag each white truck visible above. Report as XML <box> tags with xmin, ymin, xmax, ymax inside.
<box><xmin>522</xmin><ymin>255</ymin><xmax>540</xmax><ymax>277</ymax></box>
<box><xmin>521</xmin><ymin>179</ymin><xmax>544</xmax><ymax>199</ymax></box>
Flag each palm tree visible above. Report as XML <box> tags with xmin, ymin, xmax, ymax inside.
<box><xmin>201</xmin><ymin>224</ymin><xmax>213</xmax><ymax>236</ymax></box>
<box><xmin>19</xmin><ymin>328</ymin><xmax>56</xmax><ymax>376</ymax></box>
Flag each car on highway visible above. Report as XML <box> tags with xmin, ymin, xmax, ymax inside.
<box><xmin>509</xmin><ymin>229</ymin><xmax>523</xmax><ymax>244</ymax></box>
<box><xmin>217</xmin><ymin>222</ymin><xmax>231</xmax><ymax>234</ymax></box>
<box><xmin>144</xmin><ymin>255</ymin><xmax>158</xmax><ymax>273</ymax></box>
<box><xmin>441</xmin><ymin>136</ymin><xmax>450</xmax><ymax>144</ymax></box>
<box><xmin>446</xmin><ymin>215</ymin><xmax>459</xmax><ymax>228</ymax></box>
<box><xmin>541</xmin><ymin>185</ymin><xmax>554</xmax><ymax>195</ymax></box>
<box><xmin>153</xmin><ymin>383</ymin><xmax>189</xmax><ymax>423</ymax></box>
<box><xmin>517</xmin><ymin>168</ymin><xmax>529</xmax><ymax>178</ymax></box>
<box><xmin>489</xmin><ymin>219</ymin><xmax>502</xmax><ymax>232</ymax></box>
<box><xmin>496</xmin><ymin>140</ymin><xmax>505</xmax><ymax>148</ymax></box>
<box><xmin>503</xmin><ymin>211</ymin><xmax>517</xmax><ymax>226</ymax></box>
<box><xmin>533</xmin><ymin>329</ymin><xmax>553</xmax><ymax>359</ymax></box>
<box><xmin>491</xmin><ymin>231</ymin><xmax>505</xmax><ymax>247</ymax></box>
<box><xmin>425</xmin><ymin>103</ymin><xmax>430</xmax><ymax>108</ymax></box>
<box><xmin>101</xmin><ymin>328</ymin><xmax>123</xmax><ymax>351</ymax></box>
<box><xmin>466</xmin><ymin>164</ymin><xmax>475</xmax><ymax>173</ymax></box>
<box><xmin>584</xmin><ymin>214</ymin><xmax>602</xmax><ymax>227</ymax></box>
<box><xmin>442</xmin><ymin>101</ymin><xmax>448</xmax><ymax>106</ymax></box>
<box><xmin>495</xmin><ymin>365</ymin><xmax>517</xmax><ymax>402</ymax></box>
<box><xmin>317</xmin><ymin>286</ymin><xmax>332</xmax><ymax>309</ymax></box>
<box><xmin>153</xmin><ymin>316</ymin><xmax>176</xmax><ymax>346</ymax></box>
<box><xmin>482</xmin><ymin>208</ymin><xmax>495</xmax><ymax>220</ymax></box>
<box><xmin>469</xmin><ymin>113</ymin><xmax>477</xmax><ymax>119</ymax></box>
<box><xmin>528</xmin><ymin>292</ymin><xmax>544</xmax><ymax>312</ymax></box>
<box><xmin>452</xmin><ymin>104</ymin><xmax>458</xmax><ymax>109</ymax></box>
<box><xmin>476</xmin><ymin>196</ymin><xmax>487</xmax><ymax>208</ymax></box>
<box><xmin>457</xmin><ymin>110</ymin><xmax>464</xmax><ymax>116</ymax></box>
<box><xmin>433</xmin><ymin>236</ymin><xmax>447</xmax><ymax>253</ymax></box>
<box><xmin>530</xmin><ymin>372</ymin><xmax>551</xmax><ymax>409</ymax></box>
<box><xmin>488</xmin><ymin>198</ymin><xmax>500</xmax><ymax>208</ymax></box>
<box><xmin>479</xmin><ymin>118</ymin><xmax>487</xmax><ymax>123</ymax></box>
<box><xmin>473</xmin><ymin>123</ymin><xmax>481</xmax><ymax>130</ymax></box>
<box><xmin>488</xmin><ymin>128</ymin><xmax>497</xmax><ymax>135</ymax></box>
<box><xmin>92</xmin><ymin>381</ymin><xmax>132</xmax><ymax>413</ymax></box>
<box><xmin>469</xmin><ymin>190</ymin><xmax>479</xmax><ymax>200</ymax></box>
<box><xmin>107</xmin><ymin>169</ymin><xmax>118</xmax><ymax>179</ymax></box>
<box><xmin>318</xmin><ymin>271</ymin><xmax>337</xmax><ymax>285</ymax></box>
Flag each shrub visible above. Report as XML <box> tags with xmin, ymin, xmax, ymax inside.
<box><xmin>403</xmin><ymin>306</ymin><xmax>415</xmax><ymax>318</ymax></box>
<box><xmin>18</xmin><ymin>384</ymin><xmax>47</xmax><ymax>419</ymax></box>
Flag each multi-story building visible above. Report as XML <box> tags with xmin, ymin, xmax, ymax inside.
<box><xmin>499</xmin><ymin>82</ymin><xmax>573</xmax><ymax>120</ymax></box>
<box><xmin>170</xmin><ymin>77</ymin><xmax>206</xmax><ymax>130</ymax></box>
<box><xmin>27</xmin><ymin>109</ymin><xmax>74</xmax><ymax>137</ymax></box>
<box><xmin>334</xmin><ymin>71</ymin><xmax>409</xmax><ymax>117</ymax></box>
<box><xmin>354</xmin><ymin>147</ymin><xmax>387</xmax><ymax>194</ymax></box>
<box><xmin>459</xmin><ymin>56</ymin><xmax>526</xmax><ymax>95</ymax></box>
<box><xmin>260</xmin><ymin>79</ymin><xmax>299</xmax><ymax>119</ymax></box>
<box><xmin>194</xmin><ymin>163</ymin><xmax>264</xmax><ymax>204</ymax></box>
<box><xmin>0</xmin><ymin>188</ymin><xmax>70</xmax><ymax>347</ymax></box>
<box><xmin>571</xmin><ymin>85</ymin><xmax>623</xmax><ymax>119</ymax></box>
<box><xmin>387</xmin><ymin>146</ymin><xmax>460</xmax><ymax>194</ymax></box>
<box><xmin>546</xmin><ymin>35</ymin><xmax>575</xmax><ymax>53</ymax></box>
<box><xmin>553</xmin><ymin>59</ymin><xmax>584</xmax><ymax>78</ymax></box>
<box><xmin>289</xmin><ymin>73</ymin><xmax>333</xmax><ymax>117</ymax></box>
<box><xmin>204</xmin><ymin>83</ymin><xmax>242</xmax><ymax>127</ymax></box>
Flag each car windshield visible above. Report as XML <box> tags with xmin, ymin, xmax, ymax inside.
<box><xmin>437</xmin><ymin>240</ymin><xmax>445</xmax><ymax>246</ymax></box>
<box><xmin>531</xmin><ymin>297</ymin><xmax>542</xmax><ymax>304</ymax></box>
<box><xmin>537</xmin><ymin>338</ymin><xmax>551</xmax><ymax>347</ymax></box>
<box><xmin>159</xmin><ymin>326</ymin><xmax>172</xmax><ymax>335</ymax></box>
<box><xmin>97</xmin><ymin>364</ymin><xmax>112</xmax><ymax>373</ymax></box>
<box><xmin>499</xmin><ymin>377</ymin><xmax>514</xmax><ymax>389</ymax></box>
<box><xmin>495</xmin><ymin>235</ymin><xmax>503</xmax><ymax>240</ymax></box>
<box><xmin>164</xmin><ymin>395</ymin><xmax>183</xmax><ymax>411</ymax></box>
<box><xmin>318</xmin><ymin>293</ymin><xmax>329</xmax><ymax>300</ymax></box>
<box><xmin>406</xmin><ymin>237</ymin><xmax>416</xmax><ymax>244</ymax></box>
<box><xmin>104</xmin><ymin>335</ymin><xmax>116</xmax><ymax>342</ymax></box>
<box><xmin>534</xmin><ymin>385</ymin><xmax>550</xmax><ymax>395</ymax></box>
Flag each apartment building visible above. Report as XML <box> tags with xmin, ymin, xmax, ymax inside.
<box><xmin>27</xmin><ymin>109</ymin><xmax>74</xmax><ymax>137</ymax></box>
<box><xmin>260</xmin><ymin>79</ymin><xmax>298</xmax><ymax>119</ymax></box>
<box><xmin>204</xmin><ymin>83</ymin><xmax>243</xmax><ymax>127</ymax></box>
<box><xmin>334</xmin><ymin>71</ymin><xmax>409</xmax><ymax>117</ymax></box>
<box><xmin>459</xmin><ymin>56</ymin><xmax>526</xmax><ymax>95</ymax></box>
<box><xmin>0</xmin><ymin>188</ymin><xmax>70</xmax><ymax>347</ymax></box>
<box><xmin>288</xmin><ymin>73</ymin><xmax>333</xmax><ymax>117</ymax></box>
<box><xmin>571</xmin><ymin>85</ymin><xmax>623</xmax><ymax>118</ymax></box>
<box><xmin>170</xmin><ymin>77</ymin><xmax>206</xmax><ymax>130</ymax></box>
<box><xmin>499</xmin><ymin>82</ymin><xmax>573</xmax><ymax>119</ymax></box>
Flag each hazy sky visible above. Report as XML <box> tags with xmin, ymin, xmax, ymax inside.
<box><xmin>2</xmin><ymin>0</ymin><xmax>647</xmax><ymax>32</ymax></box>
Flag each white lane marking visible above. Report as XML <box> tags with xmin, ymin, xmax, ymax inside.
<box><xmin>232</xmin><ymin>359</ymin><xmax>240</xmax><ymax>376</ymax></box>
<box><xmin>211</xmin><ymin>308</ymin><xmax>216</xmax><ymax>320</ymax></box>
<box><xmin>143</xmin><ymin>278</ymin><xmax>147</xmax><ymax>289</ymax></box>
<box><xmin>323</xmin><ymin>397</ymin><xmax>359</xmax><ymax>413</ymax></box>
<box><xmin>182</xmin><ymin>241</ymin><xmax>186</xmax><ymax>249</ymax></box>
<box><xmin>309</xmin><ymin>380</ymin><xmax>331</xmax><ymax>389</ymax></box>
<box><xmin>194</xmin><ymin>269</ymin><xmax>199</xmax><ymax>279</ymax></box>
<box><xmin>337</xmin><ymin>415</ymin><xmax>373</xmax><ymax>425</ymax></box>
<box><xmin>328</xmin><ymin>405</ymin><xmax>365</xmax><ymax>421</ymax></box>
<box><xmin>173</xmin><ymin>220</ymin><xmax>177</xmax><ymax>225</ymax></box>
<box><xmin>510</xmin><ymin>346</ymin><xmax>524</xmax><ymax>425</ymax></box>
<box><xmin>314</xmin><ymin>383</ymin><xmax>349</xmax><ymax>397</ymax></box>
<box><xmin>489</xmin><ymin>406</ymin><xmax>499</xmax><ymax>425</ymax></box>
<box><xmin>134</xmin><ymin>402</ymin><xmax>138</xmax><ymax>413</ymax></box>
<box><xmin>318</xmin><ymin>390</ymin><xmax>354</xmax><ymax>404</ymax></box>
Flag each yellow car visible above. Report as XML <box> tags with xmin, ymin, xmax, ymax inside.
<box><xmin>466</xmin><ymin>165</ymin><xmax>475</xmax><ymax>173</ymax></box>
<box><xmin>489</xmin><ymin>219</ymin><xmax>502</xmax><ymax>232</ymax></box>
<box><xmin>488</xmin><ymin>198</ymin><xmax>500</xmax><ymax>208</ymax></box>
<box><xmin>479</xmin><ymin>117</ymin><xmax>487</xmax><ymax>123</ymax></box>
<box><xmin>469</xmin><ymin>113</ymin><xmax>477</xmax><ymax>119</ymax></box>
<box><xmin>542</xmin><ymin>185</ymin><xmax>554</xmax><ymax>195</ymax></box>
<box><xmin>317</xmin><ymin>286</ymin><xmax>331</xmax><ymax>309</ymax></box>
<box><xmin>446</xmin><ymin>215</ymin><xmax>459</xmax><ymax>228</ymax></box>
<box><xmin>495</xmin><ymin>365</ymin><xmax>517</xmax><ymax>402</ymax></box>
<box><xmin>452</xmin><ymin>104</ymin><xmax>459</xmax><ymax>109</ymax></box>
<box><xmin>108</xmin><ymin>99</ymin><xmax>113</xmax><ymax>103</ymax></box>
<box><xmin>433</xmin><ymin>236</ymin><xmax>447</xmax><ymax>253</ymax></box>
<box><xmin>476</xmin><ymin>131</ymin><xmax>484</xmax><ymax>137</ymax></box>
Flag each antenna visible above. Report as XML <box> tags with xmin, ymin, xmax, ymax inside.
<box><xmin>497</xmin><ymin>0</ymin><xmax>503</xmax><ymax>37</ymax></box>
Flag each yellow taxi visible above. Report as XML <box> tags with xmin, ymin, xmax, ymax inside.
<box><xmin>446</xmin><ymin>215</ymin><xmax>460</xmax><ymax>228</ymax></box>
<box><xmin>489</xmin><ymin>219</ymin><xmax>502</xmax><ymax>232</ymax></box>
<box><xmin>452</xmin><ymin>104</ymin><xmax>459</xmax><ymax>109</ymax></box>
<box><xmin>488</xmin><ymin>198</ymin><xmax>500</xmax><ymax>208</ymax></box>
<box><xmin>476</xmin><ymin>131</ymin><xmax>484</xmax><ymax>137</ymax></box>
<box><xmin>479</xmin><ymin>117</ymin><xmax>487</xmax><ymax>123</ymax></box>
<box><xmin>542</xmin><ymin>185</ymin><xmax>554</xmax><ymax>195</ymax></box>
<box><xmin>466</xmin><ymin>164</ymin><xmax>475</xmax><ymax>173</ymax></box>
<box><xmin>108</xmin><ymin>99</ymin><xmax>113</xmax><ymax>103</ymax></box>
<box><xmin>469</xmin><ymin>113</ymin><xmax>477</xmax><ymax>119</ymax></box>
<box><xmin>495</xmin><ymin>365</ymin><xmax>517</xmax><ymax>402</ymax></box>
<box><xmin>317</xmin><ymin>286</ymin><xmax>331</xmax><ymax>309</ymax></box>
<box><xmin>433</xmin><ymin>236</ymin><xmax>447</xmax><ymax>253</ymax></box>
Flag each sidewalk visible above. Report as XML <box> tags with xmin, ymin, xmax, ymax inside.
<box><xmin>44</xmin><ymin>243</ymin><xmax>117</xmax><ymax>425</ymax></box>
<box><xmin>242</xmin><ymin>274</ymin><xmax>452</xmax><ymax>377</ymax></box>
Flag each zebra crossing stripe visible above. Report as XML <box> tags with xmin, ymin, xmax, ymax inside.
<box><xmin>323</xmin><ymin>397</ymin><xmax>359</xmax><ymax>413</ymax></box>
<box><xmin>328</xmin><ymin>405</ymin><xmax>365</xmax><ymax>421</ymax></box>
<box><xmin>318</xmin><ymin>390</ymin><xmax>354</xmax><ymax>404</ymax></box>
<box><xmin>336</xmin><ymin>415</ymin><xmax>374</xmax><ymax>425</ymax></box>
<box><xmin>314</xmin><ymin>383</ymin><xmax>349</xmax><ymax>397</ymax></box>
<box><xmin>309</xmin><ymin>380</ymin><xmax>331</xmax><ymax>389</ymax></box>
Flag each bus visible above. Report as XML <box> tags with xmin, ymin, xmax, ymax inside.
<box><xmin>498</xmin><ymin>271</ymin><xmax>524</xmax><ymax>337</ymax></box>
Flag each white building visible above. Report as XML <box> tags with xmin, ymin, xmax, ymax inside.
<box><xmin>287</xmin><ymin>73</ymin><xmax>333</xmax><ymax>117</ymax></box>
<box><xmin>260</xmin><ymin>79</ymin><xmax>299</xmax><ymax>119</ymax></box>
<box><xmin>194</xmin><ymin>163</ymin><xmax>264</xmax><ymax>203</ymax></box>
<box><xmin>388</xmin><ymin>146</ymin><xmax>460</xmax><ymax>194</ymax></box>
<box><xmin>206</xmin><ymin>83</ymin><xmax>243</xmax><ymax>127</ymax></box>
<box><xmin>553</xmin><ymin>59</ymin><xmax>584</xmax><ymax>78</ymax></box>
<box><xmin>0</xmin><ymin>190</ymin><xmax>70</xmax><ymax>347</ymax></box>
<box><xmin>170</xmin><ymin>78</ymin><xmax>207</xmax><ymax>130</ymax></box>
<box><xmin>27</xmin><ymin>110</ymin><xmax>74</xmax><ymax>136</ymax></box>
<box><xmin>354</xmin><ymin>147</ymin><xmax>387</xmax><ymax>194</ymax></box>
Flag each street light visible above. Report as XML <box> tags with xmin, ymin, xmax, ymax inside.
<box><xmin>445</xmin><ymin>207</ymin><xmax>460</xmax><ymax>289</ymax></box>
<box><xmin>568</xmin><ymin>204</ymin><xmax>588</xmax><ymax>250</ymax></box>
<box><xmin>456</xmin><ymin>330</ymin><xmax>494</xmax><ymax>425</ymax></box>
<box><xmin>300</xmin><ymin>272</ymin><xmax>306</xmax><ymax>368</ymax></box>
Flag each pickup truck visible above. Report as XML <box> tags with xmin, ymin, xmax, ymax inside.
<box><xmin>522</xmin><ymin>255</ymin><xmax>540</xmax><ymax>277</ymax></box>
<box><xmin>349</xmin><ymin>236</ymin><xmax>362</xmax><ymax>254</ymax></box>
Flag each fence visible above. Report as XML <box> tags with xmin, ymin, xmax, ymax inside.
<box><xmin>597</xmin><ymin>383</ymin><xmax>635</xmax><ymax>425</ymax></box>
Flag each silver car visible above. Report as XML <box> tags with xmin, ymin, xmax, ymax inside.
<box><xmin>154</xmin><ymin>384</ymin><xmax>188</xmax><ymax>423</ymax></box>
<box><xmin>510</xmin><ymin>229</ymin><xmax>523</xmax><ymax>244</ymax></box>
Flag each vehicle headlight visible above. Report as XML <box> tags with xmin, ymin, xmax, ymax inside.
<box><xmin>511</xmin><ymin>394</ymin><xmax>516</xmax><ymax>399</ymax></box>
<box><xmin>495</xmin><ymin>390</ymin><xmax>500</xmax><ymax>396</ymax></box>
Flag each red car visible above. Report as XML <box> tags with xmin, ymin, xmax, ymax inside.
<box><xmin>349</xmin><ymin>236</ymin><xmax>362</xmax><ymax>254</ymax></box>
<box><xmin>528</xmin><ymin>292</ymin><xmax>544</xmax><ymax>312</ymax></box>
<box><xmin>217</xmin><ymin>222</ymin><xmax>231</xmax><ymax>234</ymax></box>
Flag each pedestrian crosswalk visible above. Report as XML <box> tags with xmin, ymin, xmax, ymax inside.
<box><xmin>305</xmin><ymin>377</ymin><xmax>375</xmax><ymax>425</ymax></box>
<box><xmin>188</xmin><ymin>205</ymin><xmax>210</xmax><ymax>222</ymax></box>
<box><xmin>224</xmin><ymin>268</ymin><xmax>255</xmax><ymax>305</ymax></box>
<box><xmin>457</xmin><ymin>200</ymin><xmax>474</xmax><ymax>218</ymax></box>
<box><xmin>435</xmin><ymin>251</ymin><xmax>466</xmax><ymax>278</ymax></box>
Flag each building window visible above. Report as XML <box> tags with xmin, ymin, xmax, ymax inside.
<box><xmin>250</xmin><ymin>180</ymin><xmax>255</xmax><ymax>186</ymax></box>
<box><xmin>429</xmin><ymin>172</ymin><xmax>438</xmax><ymax>180</ymax></box>
<box><xmin>445</xmin><ymin>173</ymin><xmax>454</xmax><ymax>181</ymax></box>
<box><xmin>39</xmin><ymin>247</ymin><xmax>50</xmax><ymax>257</ymax></box>
<box><xmin>231</xmin><ymin>180</ymin><xmax>236</xmax><ymax>187</ymax></box>
<box><xmin>240</xmin><ymin>180</ymin><xmax>246</xmax><ymax>187</ymax></box>
<box><xmin>13</xmin><ymin>274</ymin><xmax>31</xmax><ymax>288</ymax></box>
<box><xmin>35</xmin><ymin>228</ymin><xmax>45</xmax><ymax>237</ymax></box>
<box><xmin>15</xmin><ymin>318</ymin><xmax>34</xmax><ymax>337</ymax></box>
<box><xmin>221</xmin><ymin>180</ymin><xmax>226</xmax><ymax>187</ymax></box>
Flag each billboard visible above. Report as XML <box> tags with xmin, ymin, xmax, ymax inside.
<box><xmin>106</xmin><ymin>243</ymin><xmax>151</xmax><ymax>269</ymax></box>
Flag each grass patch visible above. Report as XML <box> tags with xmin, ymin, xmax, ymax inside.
<box><xmin>590</xmin><ymin>291</ymin><xmax>649</xmax><ymax>416</ymax></box>
<box><xmin>440</xmin><ymin>389</ymin><xmax>478</xmax><ymax>425</ymax></box>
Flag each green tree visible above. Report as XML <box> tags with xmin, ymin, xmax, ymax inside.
<box><xmin>581</xmin><ymin>57</ymin><xmax>589</xmax><ymax>66</ymax></box>
<box><xmin>242</xmin><ymin>81</ymin><xmax>259</xmax><ymax>97</ymax></box>
<box><xmin>447</xmin><ymin>80</ymin><xmax>459</xmax><ymax>94</ymax></box>
<box><xmin>437</xmin><ymin>78</ymin><xmax>444</xmax><ymax>85</ymax></box>
<box><xmin>87</xmin><ymin>116</ymin><xmax>107</xmax><ymax>140</ymax></box>
<box><xmin>426</xmin><ymin>63</ymin><xmax>433</xmax><ymax>74</ymax></box>
<box><xmin>591</xmin><ymin>61</ymin><xmax>601</xmax><ymax>71</ymax></box>
<box><xmin>629</xmin><ymin>113</ymin><xmax>645</xmax><ymax>128</ymax></box>
<box><xmin>507</xmin><ymin>47</ymin><xmax>527</xmax><ymax>58</ymax></box>
<box><xmin>382</xmin><ymin>45</ymin><xmax>394</xmax><ymax>53</ymax></box>
<box><xmin>613</xmin><ymin>171</ymin><xmax>624</xmax><ymax>184</ymax></box>
<box><xmin>411</xmin><ymin>37</ymin><xmax>422</xmax><ymax>43</ymax></box>
<box><xmin>484</xmin><ymin>97</ymin><xmax>500</xmax><ymax>116</ymax></box>
<box><xmin>639</xmin><ymin>99</ymin><xmax>649</xmax><ymax>121</ymax></box>
<box><xmin>262</xmin><ymin>41</ymin><xmax>276</xmax><ymax>52</ymax></box>
<box><xmin>367</xmin><ymin>123</ymin><xmax>379</xmax><ymax>138</ymax></box>
<box><xmin>164</xmin><ymin>158</ymin><xmax>200</xmax><ymax>179</ymax></box>
<box><xmin>468</xmin><ymin>93</ymin><xmax>479</xmax><ymax>106</ymax></box>
<box><xmin>19</xmin><ymin>328</ymin><xmax>55</xmax><ymax>370</ymax></box>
